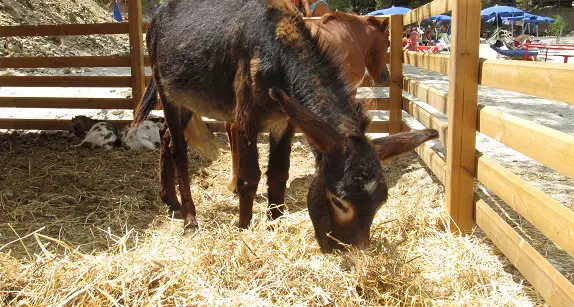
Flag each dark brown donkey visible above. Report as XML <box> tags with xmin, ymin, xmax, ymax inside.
<box><xmin>228</xmin><ymin>12</ymin><xmax>390</xmax><ymax>193</ymax></box>
<box><xmin>136</xmin><ymin>0</ymin><xmax>438</xmax><ymax>253</ymax></box>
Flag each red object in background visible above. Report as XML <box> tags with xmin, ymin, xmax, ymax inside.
<box><xmin>523</xmin><ymin>42</ymin><xmax>574</xmax><ymax>62</ymax></box>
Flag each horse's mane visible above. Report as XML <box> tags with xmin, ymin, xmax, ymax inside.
<box><xmin>319</xmin><ymin>11</ymin><xmax>389</xmax><ymax>33</ymax></box>
<box><xmin>320</xmin><ymin>11</ymin><xmax>365</xmax><ymax>25</ymax></box>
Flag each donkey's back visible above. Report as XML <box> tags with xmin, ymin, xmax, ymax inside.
<box><xmin>148</xmin><ymin>0</ymin><xmax>290</xmax><ymax>121</ymax></box>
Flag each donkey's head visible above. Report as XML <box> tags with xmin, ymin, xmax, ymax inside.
<box><xmin>269</xmin><ymin>88</ymin><xmax>438</xmax><ymax>253</ymax></box>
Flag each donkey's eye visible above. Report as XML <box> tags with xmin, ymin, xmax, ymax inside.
<box><xmin>332</xmin><ymin>196</ymin><xmax>347</xmax><ymax>211</ymax></box>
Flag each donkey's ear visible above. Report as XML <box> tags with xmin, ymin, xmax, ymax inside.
<box><xmin>365</xmin><ymin>16</ymin><xmax>389</xmax><ymax>33</ymax></box>
<box><xmin>269</xmin><ymin>87</ymin><xmax>344</xmax><ymax>154</ymax></box>
<box><xmin>371</xmin><ymin>129</ymin><xmax>439</xmax><ymax>161</ymax></box>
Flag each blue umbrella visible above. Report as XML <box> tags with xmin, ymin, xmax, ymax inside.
<box><xmin>481</xmin><ymin>5</ymin><xmax>526</xmax><ymax>19</ymax></box>
<box><xmin>489</xmin><ymin>13</ymin><xmax>554</xmax><ymax>24</ymax></box>
<box><xmin>112</xmin><ymin>0</ymin><xmax>123</xmax><ymax>22</ymax></box>
<box><xmin>425</xmin><ymin>14</ymin><xmax>451</xmax><ymax>22</ymax></box>
<box><xmin>525</xmin><ymin>15</ymin><xmax>554</xmax><ymax>23</ymax></box>
<box><xmin>366</xmin><ymin>6</ymin><xmax>412</xmax><ymax>16</ymax></box>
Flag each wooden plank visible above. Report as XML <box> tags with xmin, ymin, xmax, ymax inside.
<box><xmin>0</xmin><ymin>56</ymin><xmax>131</xmax><ymax>68</ymax></box>
<box><xmin>403</xmin><ymin>0</ymin><xmax>452</xmax><ymax>25</ymax></box>
<box><xmin>0</xmin><ymin>118</ymin><xmax>227</xmax><ymax>133</ymax></box>
<box><xmin>356</xmin><ymin>87</ymin><xmax>390</xmax><ymax>110</ymax></box>
<box><xmin>0</xmin><ymin>119</ymin><xmax>127</xmax><ymax>130</ymax></box>
<box><xmin>403</xmin><ymin>77</ymin><xmax>449</xmax><ymax>114</ymax></box>
<box><xmin>403</xmin><ymin>54</ymin><xmax>574</xmax><ymax>105</ymax></box>
<box><xmin>476</xmin><ymin>152</ymin><xmax>574</xmax><ymax>258</ymax></box>
<box><xmin>0</xmin><ymin>97</ymin><xmax>133</xmax><ymax>109</ymax></box>
<box><xmin>445</xmin><ymin>0</ymin><xmax>481</xmax><ymax>233</ymax></box>
<box><xmin>403</xmin><ymin>51</ymin><xmax>451</xmax><ymax>75</ymax></box>
<box><xmin>416</xmin><ymin>141</ymin><xmax>446</xmax><ymax>184</ymax></box>
<box><xmin>0</xmin><ymin>76</ymin><xmax>131</xmax><ymax>87</ymax></box>
<box><xmin>128</xmin><ymin>0</ymin><xmax>145</xmax><ymax>110</ymax></box>
<box><xmin>479</xmin><ymin>59</ymin><xmax>574</xmax><ymax>105</ymax></box>
<box><xmin>403</xmin><ymin>97</ymin><xmax>448</xmax><ymax>145</ymax></box>
<box><xmin>366</xmin><ymin>121</ymin><xmax>389</xmax><ymax>133</ymax></box>
<box><xmin>478</xmin><ymin>106</ymin><xmax>574</xmax><ymax>179</ymax></box>
<box><xmin>404</xmin><ymin>80</ymin><xmax>574</xmax><ymax>179</ymax></box>
<box><xmin>475</xmin><ymin>199</ymin><xmax>574</xmax><ymax>307</ymax></box>
<box><xmin>403</xmin><ymin>120</ymin><xmax>447</xmax><ymax>184</ymax></box>
<box><xmin>389</xmin><ymin>14</ymin><xmax>403</xmax><ymax>134</ymax></box>
<box><xmin>356</xmin><ymin>87</ymin><xmax>389</xmax><ymax>99</ymax></box>
<box><xmin>0</xmin><ymin>23</ymin><xmax>129</xmax><ymax>37</ymax></box>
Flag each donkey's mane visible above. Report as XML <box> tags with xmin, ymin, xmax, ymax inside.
<box><xmin>276</xmin><ymin>9</ymin><xmax>371</xmax><ymax>135</ymax></box>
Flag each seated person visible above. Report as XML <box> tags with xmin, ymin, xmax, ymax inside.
<box><xmin>422</xmin><ymin>30</ymin><xmax>436</xmax><ymax>46</ymax></box>
<box><xmin>295</xmin><ymin>0</ymin><xmax>330</xmax><ymax>17</ymax></box>
<box><xmin>405</xmin><ymin>31</ymin><xmax>420</xmax><ymax>51</ymax></box>
<box><xmin>402</xmin><ymin>32</ymin><xmax>409</xmax><ymax>48</ymax></box>
<box><xmin>513</xmin><ymin>33</ymin><xmax>532</xmax><ymax>49</ymax></box>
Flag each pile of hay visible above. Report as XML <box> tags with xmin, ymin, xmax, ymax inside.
<box><xmin>0</xmin><ymin>131</ymin><xmax>539</xmax><ymax>306</ymax></box>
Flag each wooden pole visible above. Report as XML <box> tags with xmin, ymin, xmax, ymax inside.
<box><xmin>127</xmin><ymin>0</ymin><xmax>145</xmax><ymax>112</ymax></box>
<box><xmin>445</xmin><ymin>0</ymin><xmax>481</xmax><ymax>233</ymax></box>
<box><xmin>389</xmin><ymin>14</ymin><xmax>403</xmax><ymax>134</ymax></box>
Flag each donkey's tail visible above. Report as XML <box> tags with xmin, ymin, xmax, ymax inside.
<box><xmin>134</xmin><ymin>79</ymin><xmax>158</xmax><ymax>125</ymax></box>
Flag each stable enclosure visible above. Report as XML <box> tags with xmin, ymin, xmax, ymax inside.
<box><xmin>1</xmin><ymin>0</ymin><xmax>573</xmax><ymax>305</ymax></box>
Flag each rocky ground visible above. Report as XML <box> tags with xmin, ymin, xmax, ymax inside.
<box><xmin>0</xmin><ymin>0</ymin><xmax>131</xmax><ymax>57</ymax></box>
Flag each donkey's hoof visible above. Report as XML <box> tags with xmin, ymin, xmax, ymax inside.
<box><xmin>183</xmin><ymin>224</ymin><xmax>199</xmax><ymax>236</ymax></box>
<box><xmin>183</xmin><ymin>216</ymin><xmax>199</xmax><ymax>235</ymax></box>
<box><xmin>236</xmin><ymin>220</ymin><xmax>250</xmax><ymax>229</ymax></box>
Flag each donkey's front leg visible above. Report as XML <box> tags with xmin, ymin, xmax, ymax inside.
<box><xmin>230</xmin><ymin>119</ymin><xmax>261</xmax><ymax>229</ymax></box>
<box><xmin>232</xmin><ymin>60</ymin><xmax>262</xmax><ymax>229</ymax></box>
<box><xmin>267</xmin><ymin>123</ymin><xmax>294</xmax><ymax>220</ymax></box>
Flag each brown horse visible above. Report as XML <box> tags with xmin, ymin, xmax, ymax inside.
<box><xmin>307</xmin><ymin>12</ymin><xmax>390</xmax><ymax>91</ymax></box>
<box><xmin>136</xmin><ymin>0</ymin><xmax>438</xmax><ymax>253</ymax></box>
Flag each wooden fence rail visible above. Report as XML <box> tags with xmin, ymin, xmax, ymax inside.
<box><xmin>397</xmin><ymin>0</ymin><xmax>574</xmax><ymax>304</ymax></box>
<box><xmin>403</xmin><ymin>51</ymin><xmax>574</xmax><ymax>105</ymax></box>
<box><xmin>405</xmin><ymin>77</ymin><xmax>574</xmax><ymax>180</ymax></box>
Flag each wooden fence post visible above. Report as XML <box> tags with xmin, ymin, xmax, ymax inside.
<box><xmin>127</xmin><ymin>0</ymin><xmax>145</xmax><ymax>111</ymax></box>
<box><xmin>389</xmin><ymin>14</ymin><xmax>403</xmax><ymax>134</ymax></box>
<box><xmin>445</xmin><ymin>0</ymin><xmax>481</xmax><ymax>233</ymax></box>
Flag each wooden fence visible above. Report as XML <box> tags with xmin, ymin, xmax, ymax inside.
<box><xmin>0</xmin><ymin>1</ymin><xmax>391</xmax><ymax>132</ymax></box>
<box><xmin>398</xmin><ymin>0</ymin><xmax>574</xmax><ymax>305</ymax></box>
<box><xmin>0</xmin><ymin>0</ymin><xmax>573</xmax><ymax>305</ymax></box>
<box><xmin>0</xmin><ymin>0</ymin><xmax>146</xmax><ymax>130</ymax></box>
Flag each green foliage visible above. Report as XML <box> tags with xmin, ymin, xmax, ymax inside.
<box><xmin>551</xmin><ymin>15</ymin><xmax>568</xmax><ymax>38</ymax></box>
<box><xmin>329</xmin><ymin>0</ymin><xmax>350</xmax><ymax>10</ymax></box>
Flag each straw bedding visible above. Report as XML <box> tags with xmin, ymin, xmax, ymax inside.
<box><xmin>0</xmin><ymin>131</ymin><xmax>540</xmax><ymax>306</ymax></box>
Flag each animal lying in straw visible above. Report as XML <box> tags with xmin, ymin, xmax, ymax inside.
<box><xmin>71</xmin><ymin>121</ymin><xmax>118</xmax><ymax>150</ymax></box>
<box><xmin>120</xmin><ymin>120</ymin><xmax>164</xmax><ymax>150</ymax></box>
<box><xmin>135</xmin><ymin>0</ymin><xmax>438</xmax><ymax>253</ymax></box>
<box><xmin>71</xmin><ymin>116</ymin><xmax>165</xmax><ymax>150</ymax></box>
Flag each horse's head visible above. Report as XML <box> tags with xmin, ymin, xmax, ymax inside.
<box><xmin>269</xmin><ymin>88</ymin><xmax>438</xmax><ymax>253</ymax></box>
<box><xmin>365</xmin><ymin>16</ymin><xmax>390</xmax><ymax>86</ymax></box>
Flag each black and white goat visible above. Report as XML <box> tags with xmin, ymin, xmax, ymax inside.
<box><xmin>70</xmin><ymin>116</ymin><xmax>165</xmax><ymax>150</ymax></box>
